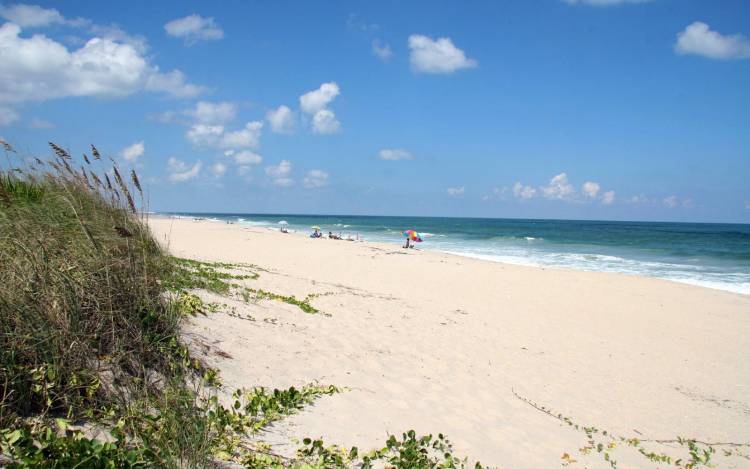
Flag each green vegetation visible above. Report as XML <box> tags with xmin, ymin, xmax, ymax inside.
<box><xmin>166</xmin><ymin>255</ymin><xmax>326</xmax><ymax>315</ymax></box>
<box><xmin>0</xmin><ymin>140</ymin><xmax>485</xmax><ymax>468</ymax></box>
<box><xmin>512</xmin><ymin>389</ymin><xmax>747</xmax><ymax>468</ymax></box>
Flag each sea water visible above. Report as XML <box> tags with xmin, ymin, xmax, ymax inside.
<box><xmin>165</xmin><ymin>213</ymin><xmax>750</xmax><ymax>295</ymax></box>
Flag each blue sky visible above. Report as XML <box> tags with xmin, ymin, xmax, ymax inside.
<box><xmin>1</xmin><ymin>0</ymin><xmax>749</xmax><ymax>222</ymax></box>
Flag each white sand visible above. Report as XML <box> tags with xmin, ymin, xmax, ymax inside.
<box><xmin>150</xmin><ymin>216</ymin><xmax>750</xmax><ymax>468</ymax></box>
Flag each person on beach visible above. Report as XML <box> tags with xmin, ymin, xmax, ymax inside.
<box><xmin>404</xmin><ymin>237</ymin><xmax>410</xmax><ymax>249</ymax></box>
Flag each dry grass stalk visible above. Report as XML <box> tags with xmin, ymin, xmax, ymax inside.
<box><xmin>91</xmin><ymin>144</ymin><xmax>101</xmax><ymax>160</ymax></box>
<box><xmin>0</xmin><ymin>138</ymin><xmax>14</xmax><ymax>152</ymax></box>
<box><xmin>48</xmin><ymin>142</ymin><xmax>71</xmax><ymax>159</ymax></box>
<box><xmin>130</xmin><ymin>169</ymin><xmax>142</xmax><ymax>195</ymax></box>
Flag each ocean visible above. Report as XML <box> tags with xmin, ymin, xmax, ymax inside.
<box><xmin>164</xmin><ymin>213</ymin><xmax>750</xmax><ymax>295</ymax></box>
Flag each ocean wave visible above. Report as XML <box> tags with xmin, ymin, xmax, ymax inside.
<box><xmin>438</xmin><ymin>247</ymin><xmax>748</xmax><ymax>295</ymax></box>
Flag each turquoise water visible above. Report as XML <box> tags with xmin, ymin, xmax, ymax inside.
<box><xmin>165</xmin><ymin>213</ymin><xmax>750</xmax><ymax>295</ymax></box>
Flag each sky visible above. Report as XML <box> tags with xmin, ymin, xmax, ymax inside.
<box><xmin>0</xmin><ymin>0</ymin><xmax>749</xmax><ymax>223</ymax></box>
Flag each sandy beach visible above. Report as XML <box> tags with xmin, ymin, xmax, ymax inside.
<box><xmin>150</xmin><ymin>216</ymin><xmax>750</xmax><ymax>468</ymax></box>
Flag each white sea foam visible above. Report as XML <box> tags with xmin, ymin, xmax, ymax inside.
<box><xmin>438</xmin><ymin>246</ymin><xmax>748</xmax><ymax>295</ymax></box>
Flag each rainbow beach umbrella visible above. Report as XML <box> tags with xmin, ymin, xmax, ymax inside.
<box><xmin>403</xmin><ymin>230</ymin><xmax>424</xmax><ymax>242</ymax></box>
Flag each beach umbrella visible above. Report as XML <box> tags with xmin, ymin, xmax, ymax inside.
<box><xmin>403</xmin><ymin>230</ymin><xmax>424</xmax><ymax>242</ymax></box>
<box><xmin>278</xmin><ymin>220</ymin><xmax>288</xmax><ymax>225</ymax></box>
<box><xmin>311</xmin><ymin>225</ymin><xmax>321</xmax><ymax>231</ymax></box>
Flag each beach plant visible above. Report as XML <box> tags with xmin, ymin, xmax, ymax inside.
<box><xmin>512</xmin><ymin>388</ymin><xmax>746</xmax><ymax>468</ymax></box>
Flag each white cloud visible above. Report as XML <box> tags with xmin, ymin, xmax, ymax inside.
<box><xmin>164</xmin><ymin>14</ymin><xmax>223</xmax><ymax>45</ymax></box>
<box><xmin>513</xmin><ymin>182</ymin><xmax>537</xmax><ymax>199</ymax></box>
<box><xmin>266</xmin><ymin>159</ymin><xmax>293</xmax><ymax>186</ymax></box>
<box><xmin>220</xmin><ymin>121</ymin><xmax>263</xmax><ymax>149</ymax></box>
<box><xmin>0</xmin><ymin>22</ymin><xmax>203</xmax><ymax>115</ymax></box>
<box><xmin>0</xmin><ymin>3</ymin><xmax>64</xmax><ymax>27</ymax></box>
<box><xmin>145</xmin><ymin>69</ymin><xmax>204</xmax><ymax>98</ymax></box>
<box><xmin>563</xmin><ymin>0</ymin><xmax>653</xmax><ymax>5</ymax></box>
<box><xmin>745</xmin><ymin>201</ymin><xmax>750</xmax><ymax>210</ymax></box>
<box><xmin>663</xmin><ymin>195</ymin><xmax>678</xmax><ymax>208</ymax></box>
<box><xmin>299</xmin><ymin>82</ymin><xmax>340</xmax><ymax>114</ymax></box>
<box><xmin>541</xmin><ymin>173</ymin><xmax>575</xmax><ymax>200</ymax></box>
<box><xmin>120</xmin><ymin>141</ymin><xmax>144</xmax><ymax>163</ymax></box>
<box><xmin>630</xmin><ymin>194</ymin><xmax>650</xmax><ymax>204</ymax></box>
<box><xmin>378</xmin><ymin>148</ymin><xmax>413</xmax><ymax>161</ymax></box>
<box><xmin>233</xmin><ymin>150</ymin><xmax>262</xmax><ymax>165</ymax></box>
<box><xmin>266</xmin><ymin>160</ymin><xmax>291</xmax><ymax>177</ymax></box>
<box><xmin>299</xmin><ymin>82</ymin><xmax>342</xmax><ymax>134</ymax></box>
<box><xmin>675</xmin><ymin>22</ymin><xmax>750</xmax><ymax>60</ymax></box>
<box><xmin>311</xmin><ymin>109</ymin><xmax>340</xmax><ymax>134</ymax></box>
<box><xmin>266</xmin><ymin>105</ymin><xmax>294</xmax><ymax>134</ymax></box>
<box><xmin>601</xmin><ymin>190</ymin><xmax>615</xmax><ymax>205</ymax></box>
<box><xmin>303</xmin><ymin>169</ymin><xmax>329</xmax><ymax>188</ymax></box>
<box><xmin>167</xmin><ymin>157</ymin><xmax>201</xmax><ymax>182</ymax></box>
<box><xmin>0</xmin><ymin>106</ymin><xmax>19</xmax><ymax>126</ymax></box>
<box><xmin>372</xmin><ymin>39</ymin><xmax>393</xmax><ymax>61</ymax></box>
<box><xmin>186</xmin><ymin>124</ymin><xmax>224</xmax><ymax>146</ymax></box>
<box><xmin>582</xmin><ymin>181</ymin><xmax>601</xmax><ymax>198</ymax></box>
<box><xmin>447</xmin><ymin>186</ymin><xmax>465</xmax><ymax>196</ymax></box>
<box><xmin>186</xmin><ymin>121</ymin><xmax>263</xmax><ymax>150</ymax></box>
<box><xmin>408</xmin><ymin>34</ymin><xmax>477</xmax><ymax>74</ymax></box>
<box><xmin>28</xmin><ymin>117</ymin><xmax>54</xmax><ymax>129</ymax></box>
<box><xmin>185</xmin><ymin>101</ymin><xmax>236</xmax><ymax>124</ymax></box>
<box><xmin>210</xmin><ymin>162</ymin><xmax>226</xmax><ymax>176</ymax></box>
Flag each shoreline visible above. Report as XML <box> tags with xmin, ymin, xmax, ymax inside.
<box><xmin>149</xmin><ymin>215</ymin><xmax>750</xmax><ymax>467</ymax></box>
<box><xmin>151</xmin><ymin>213</ymin><xmax>749</xmax><ymax>297</ymax></box>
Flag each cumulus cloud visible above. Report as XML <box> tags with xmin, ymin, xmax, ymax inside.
<box><xmin>408</xmin><ymin>34</ymin><xmax>477</xmax><ymax>74</ymax></box>
<box><xmin>220</xmin><ymin>121</ymin><xmax>263</xmax><ymax>149</ymax></box>
<box><xmin>0</xmin><ymin>106</ymin><xmax>19</xmax><ymax>126</ymax></box>
<box><xmin>582</xmin><ymin>181</ymin><xmax>600</xmax><ymax>198</ymax></box>
<box><xmin>266</xmin><ymin>105</ymin><xmax>295</xmax><ymax>134</ymax></box>
<box><xmin>447</xmin><ymin>186</ymin><xmax>465</xmax><ymax>196</ymax></box>
<box><xmin>186</xmin><ymin>121</ymin><xmax>263</xmax><ymax>149</ymax></box>
<box><xmin>164</xmin><ymin>14</ymin><xmax>223</xmax><ymax>45</ymax></box>
<box><xmin>186</xmin><ymin>124</ymin><xmax>224</xmax><ymax>146</ymax></box>
<box><xmin>0</xmin><ymin>3</ymin><xmax>65</xmax><ymax>27</ymax></box>
<box><xmin>120</xmin><ymin>141</ymin><xmax>144</xmax><ymax>163</ymax></box>
<box><xmin>266</xmin><ymin>160</ymin><xmax>293</xmax><ymax>186</ymax></box>
<box><xmin>303</xmin><ymin>169</ymin><xmax>329</xmax><ymax>188</ymax></box>
<box><xmin>185</xmin><ymin>101</ymin><xmax>236</xmax><ymax>124</ymax></box>
<box><xmin>210</xmin><ymin>162</ymin><xmax>226</xmax><ymax>176</ymax></box>
<box><xmin>663</xmin><ymin>195</ymin><xmax>678</xmax><ymax>208</ymax></box>
<box><xmin>232</xmin><ymin>150</ymin><xmax>262</xmax><ymax>165</ymax></box>
<box><xmin>378</xmin><ymin>148</ymin><xmax>413</xmax><ymax>161</ymax></box>
<box><xmin>0</xmin><ymin>22</ymin><xmax>203</xmax><ymax>113</ymax></box>
<box><xmin>299</xmin><ymin>82</ymin><xmax>340</xmax><ymax>114</ymax></box>
<box><xmin>145</xmin><ymin>69</ymin><xmax>204</xmax><ymax>98</ymax></box>
<box><xmin>372</xmin><ymin>39</ymin><xmax>393</xmax><ymax>61</ymax></box>
<box><xmin>167</xmin><ymin>157</ymin><xmax>201</xmax><ymax>182</ymax></box>
<box><xmin>311</xmin><ymin>109</ymin><xmax>340</xmax><ymax>134</ymax></box>
<box><xmin>299</xmin><ymin>82</ymin><xmax>341</xmax><ymax>135</ymax></box>
<box><xmin>541</xmin><ymin>173</ymin><xmax>575</xmax><ymax>200</ymax></box>
<box><xmin>563</xmin><ymin>0</ymin><xmax>653</xmax><ymax>5</ymax></box>
<box><xmin>601</xmin><ymin>190</ymin><xmax>615</xmax><ymax>205</ymax></box>
<box><xmin>675</xmin><ymin>22</ymin><xmax>750</xmax><ymax>60</ymax></box>
<box><xmin>513</xmin><ymin>182</ymin><xmax>537</xmax><ymax>200</ymax></box>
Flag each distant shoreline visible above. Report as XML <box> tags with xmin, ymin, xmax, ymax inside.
<box><xmin>151</xmin><ymin>212</ymin><xmax>750</xmax><ymax>296</ymax></box>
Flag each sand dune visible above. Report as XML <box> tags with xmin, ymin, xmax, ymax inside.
<box><xmin>150</xmin><ymin>216</ymin><xmax>750</xmax><ymax>468</ymax></box>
